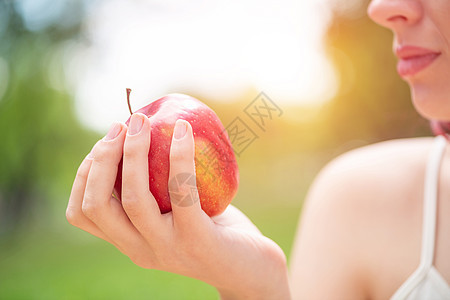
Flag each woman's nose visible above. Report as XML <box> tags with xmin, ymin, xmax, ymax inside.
<box><xmin>367</xmin><ymin>0</ymin><xmax>422</xmax><ymax>31</ymax></box>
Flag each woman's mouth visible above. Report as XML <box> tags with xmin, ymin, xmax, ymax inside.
<box><xmin>395</xmin><ymin>45</ymin><xmax>441</xmax><ymax>77</ymax></box>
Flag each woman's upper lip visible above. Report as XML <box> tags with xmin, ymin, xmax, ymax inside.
<box><xmin>395</xmin><ymin>45</ymin><xmax>441</xmax><ymax>59</ymax></box>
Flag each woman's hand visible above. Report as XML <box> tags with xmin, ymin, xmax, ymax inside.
<box><xmin>66</xmin><ymin>113</ymin><xmax>290</xmax><ymax>300</ymax></box>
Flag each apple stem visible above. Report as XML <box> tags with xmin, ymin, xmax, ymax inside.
<box><xmin>126</xmin><ymin>88</ymin><xmax>133</xmax><ymax>115</ymax></box>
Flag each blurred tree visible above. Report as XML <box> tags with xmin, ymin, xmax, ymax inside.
<box><xmin>0</xmin><ymin>0</ymin><xmax>99</xmax><ymax>234</ymax></box>
<box><xmin>320</xmin><ymin>3</ymin><xmax>432</xmax><ymax>153</ymax></box>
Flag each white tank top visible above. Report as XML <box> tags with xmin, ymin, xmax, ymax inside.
<box><xmin>391</xmin><ymin>135</ymin><xmax>450</xmax><ymax>300</ymax></box>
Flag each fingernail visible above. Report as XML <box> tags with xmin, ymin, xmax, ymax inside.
<box><xmin>128</xmin><ymin>113</ymin><xmax>145</xmax><ymax>136</ymax></box>
<box><xmin>174</xmin><ymin>120</ymin><xmax>187</xmax><ymax>139</ymax></box>
<box><xmin>105</xmin><ymin>123</ymin><xmax>122</xmax><ymax>141</ymax></box>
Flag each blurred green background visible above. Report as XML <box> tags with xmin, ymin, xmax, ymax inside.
<box><xmin>0</xmin><ymin>0</ymin><xmax>432</xmax><ymax>299</ymax></box>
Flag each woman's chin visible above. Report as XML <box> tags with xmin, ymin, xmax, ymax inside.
<box><xmin>411</xmin><ymin>87</ymin><xmax>450</xmax><ymax>122</ymax></box>
<box><xmin>413</xmin><ymin>102</ymin><xmax>450</xmax><ymax>122</ymax></box>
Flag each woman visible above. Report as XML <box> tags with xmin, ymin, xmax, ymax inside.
<box><xmin>66</xmin><ymin>0</ymin><xmax>450</xmax><ymax>299</ymax></box>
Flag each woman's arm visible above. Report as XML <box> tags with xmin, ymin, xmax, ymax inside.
<box><xmin>289</xmin><ymin>152</ymin><xmax>372</xmax><ymax>299</ymax></box>
<box><xmin>66</xmin><ymin>113</ymin><xmax>291</xmax><ymax>299</ymax></box>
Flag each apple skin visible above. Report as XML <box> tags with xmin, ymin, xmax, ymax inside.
<box><xmin>114</xmin><ymin>93</ymin><xmax>239</xmax><ymax>217</ymax></box>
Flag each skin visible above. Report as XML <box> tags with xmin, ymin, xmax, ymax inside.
<box><xmin>368</xmin><ymin>0</ymin><xmax>450</xmax><ymax>120</ymax></box>
<box><xmin>67</xmin><ymin>0</ymin><xmax>450</xmax><ymax>299</ymax></box>
<box><xmin>290</xmin><ymin>0</ymin><xmax>450</xmax><ymax>298</ymax></box>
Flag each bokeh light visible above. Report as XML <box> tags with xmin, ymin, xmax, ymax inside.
<box><xmin>65</xmin><ymin>0</ymin><xmax>337</xmax><ymax>132</ymax></box>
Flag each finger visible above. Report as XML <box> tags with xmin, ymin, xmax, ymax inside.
<box><xmin>169</xmin><ymin>120</ymin><xmax>207</xmax><ymax>231</ymax></box>
<box><xmin>121</xmin><ymin>113</ymin><xmax>166</xmax><ymax>238</ymax></box>
<box><xmin>83</xmin><ymin>122</ymin><xmax>126</xmax><ymax>211</ymax></box>
<box><xmin>82</xmin><ymin>123</ymin><xmax>150</xmax><ymax>257</ymax></box>
<box><xmin>66</xmin><ymin>154</ymin><xmax>113</xmax><ymax>243</ymax></box>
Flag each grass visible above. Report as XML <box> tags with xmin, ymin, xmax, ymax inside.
<box><xmin>0</xmin><ymin>229</ymin><xmax>217</xmax><ymax>299</ymax></box>
<box><xmin>0</xmin><ymin>200</ymin><xmax>304</xmax><ymax>300</ymax></box>
<box><xmin>0</xmin><ymin>150</ymin><xmax>319</xmax><ymax>299</ymax></box>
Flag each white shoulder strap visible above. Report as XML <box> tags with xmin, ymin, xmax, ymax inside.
<box><xmin>421</xmin><ymin>135</ymin><xmax>447</xmax><ymax>268</ymax></box>
<box><xmin>391</xmin><ymin>135</ymin><xmax>447</xmax><ymax>300</ymax></box>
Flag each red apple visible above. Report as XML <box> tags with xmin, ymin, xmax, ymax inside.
<box><xmin>114</xmin><ymin>92</ymin><xmax>239</xmax><ymax>217</ymax></box>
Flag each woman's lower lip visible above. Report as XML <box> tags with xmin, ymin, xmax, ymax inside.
<box><xmin>397</xmin><ymin>53</ymin><xmax>440</xmax><ymax>77</ymax></box>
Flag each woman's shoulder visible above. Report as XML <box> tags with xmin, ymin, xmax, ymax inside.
<box><xmin>291</xmin><ymin>137</ymin><xmax>438</xmax><ymax>299</ymax></box>
<box><xmin>307</xmin><ymin>136</ymin><xmax>436</xmax><ymax>226</ymax></box>
<box><xmin>312</xmin><ymin>137</ymin><xmax>437</xmax><ymax>200</ymax></box>
<box><xmin>307</xmin><ymin>136</ymin><xmax>436</xmax><ymax>210</ymax></box>
<box><xmin>301</xmin><ymin>136</ymin><xmax>438</xmax><ymax>299</ymax></box>
<box><xmin>322</xmin><ymin>137</ymin><xmax>435</xmax><ymax>183</ymax></box>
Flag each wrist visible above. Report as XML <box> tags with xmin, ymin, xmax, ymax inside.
<box><xmin>216</xmin><ymin>244</ymin><xmax>291</xmax><ymax>300</ymax></box>
<box><xmin>217</xmin><ymin>276</ymin><xmax>291</xmax><ymax>300</ymax></box>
